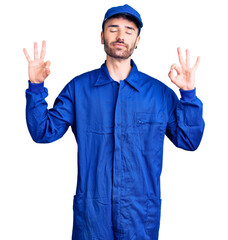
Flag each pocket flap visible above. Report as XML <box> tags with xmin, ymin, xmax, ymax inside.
<box><xmin>136</xmin><ymin>112</ymin><xmax>163</xmax><ymax>124</ymax></box>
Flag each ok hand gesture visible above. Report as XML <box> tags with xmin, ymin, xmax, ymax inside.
<box><xmin>168</xmin><ymin>47</ymin><xmax>200</xmax><ymax>90</ymax></box>
<box><xmin>23</xmin><ymin>40</ymin><xmax>51</xmax><ymax>84</ymax></box>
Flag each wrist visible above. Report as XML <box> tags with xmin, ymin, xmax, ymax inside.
<box><xmin>29</xmin><ymin>79</ymin><xmax>44</xmax><ymax>84</ymax></box>
<box><xmin>180</xmin><ymin>85</ymin><xmax>195</xmax><ymax>91</ymax></box>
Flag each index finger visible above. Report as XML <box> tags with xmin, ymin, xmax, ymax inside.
<box><xmin>40</xmin><ymin>40</ymin><xmax>46</xmax><ymax>60</ymax></box>
<box><xmin>186</xmin><ymin>49</ymin><xmax>190</xmax><ymax>68</ymax></box>
<box><xmin>34</xmin><ymin>42</ymin><xmax>38</xmax><ymax>59</ymax></box>
<box><xmin>192</xmin><ymin>56</ymin><xmax>200</xmax><ymax>70</ymax></box>
<box><xmin>177</xmin><ymin>47</ymin><xmax>185</xmax><ymax>67</ymax></box>
<box><xmin>23</xmin><ymin>48</ymin><xmax>31</xmax><ymax>62</ymax></box>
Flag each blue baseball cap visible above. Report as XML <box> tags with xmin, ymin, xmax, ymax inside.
<box><xmin>102</xmin><ymin>4</ymin><xmax>143</xmax><ymax>35</ymax></box>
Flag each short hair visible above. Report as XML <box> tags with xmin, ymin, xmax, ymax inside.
<box><xmin>102</xmin><ymin>13</ymin><xmax>141</xmax><ymax>36</ymax></box>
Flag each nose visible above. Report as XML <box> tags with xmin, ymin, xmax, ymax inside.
<box><xmin>116</xmin><ymin>29</ymin><xmax>124</xmax><ymax>42</ymax></box>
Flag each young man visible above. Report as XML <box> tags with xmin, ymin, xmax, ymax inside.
<box><xmin>24</xmin><ymin>4</ymin><xmax>205</xmax><ymax>240</ymax></box>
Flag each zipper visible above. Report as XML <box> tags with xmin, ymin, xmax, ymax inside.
<box><xmin>137</xmin><ymin>120</ymin><xmax>144</xmax><ymax>124</ymax></box>
<box><xmin>137</xmin><ymin>120</ymin><xmax>158</xmax><ymax>124</ymax></box>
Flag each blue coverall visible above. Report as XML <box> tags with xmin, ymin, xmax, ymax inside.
<box><xmin>25</xmin><ymin>59</ymin><xmax>205</xmax><ymax>240</ymax></box>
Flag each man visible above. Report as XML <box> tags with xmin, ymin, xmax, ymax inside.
<box><xmin>24</xmin><ymin>4</ymin><xmax>205</xmax><ymax>240</ymax></box>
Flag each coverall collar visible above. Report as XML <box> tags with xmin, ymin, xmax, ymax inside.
<box><xmin>94</xmin><ymin>59</ymin><xmax>141</xmax><ymax>92</ymax></box>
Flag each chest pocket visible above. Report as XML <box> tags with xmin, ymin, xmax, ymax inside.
<box><xmin>136</xmin><ymin>112</ymin><xmax>164</xmax><ymax>153</ymax></box>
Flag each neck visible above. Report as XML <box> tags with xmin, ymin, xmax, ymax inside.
<box><xmin>106</xmin><ymin>56</ymin><xmax>132</xmax><ymax>83</ymax></box>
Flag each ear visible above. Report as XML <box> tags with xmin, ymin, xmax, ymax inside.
<box><xmin>135</xmin><ymin>35</ymin><xmax>140</xmax><ymax>48</ymax></box>
<box><xmin>101</xmin><ymin>31</ymin><xmax>104</xmax><ymax>45</ymax></box>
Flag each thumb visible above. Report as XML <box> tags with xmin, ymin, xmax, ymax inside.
<box><xmin>43</xmin><ymin>61</ymin><xmax>51</xmax><ymax>77</ymax></box>
<box><xmin>44</xmin><ymin>60</ymin><xmax>51</xmax><ymax>68</ymax></box>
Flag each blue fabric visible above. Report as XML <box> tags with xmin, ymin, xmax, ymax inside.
<box><xmin>103</xmin><ymin>4</ymin><xmax>143</xmax><ymax>34</ymax></box>
<box><xmin>25</xmin><ymin>59</ymin><xmax>205</xmax><ymax>240</ymax></box>
<box><xmin>28</xmin><ymin>80</ymin><xmax>44</xmax><ymax>94</ymax></box>
<box><xmin>179</xmin><ymin>88</ymin><xmax>196</xmax><ymax>101</ymax></box>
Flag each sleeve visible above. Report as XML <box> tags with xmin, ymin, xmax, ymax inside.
<box><xmin>165</xmin><ymin>88</ymin><xmax>205</xmax><ymax>151</ymax></box>
<box><xmin>25</xmin><ymin>80</ymin><xmax>75</xmax><ymax>143</ymax></box>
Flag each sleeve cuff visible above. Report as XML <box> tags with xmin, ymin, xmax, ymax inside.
<box><xmin>28</xmin><ymin>80</ymin><xmax>44</xmax><ymax>94</ymax></box>
<box><xmin>179</xmin><ymin>88</ymin><xmax>196</xmax><ymax>101</ymax></box>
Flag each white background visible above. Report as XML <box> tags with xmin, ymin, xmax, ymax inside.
<box><xmin>0</xmin><ymin>0</ymin><xmax>227</xmax><ymax>239</ymax></box>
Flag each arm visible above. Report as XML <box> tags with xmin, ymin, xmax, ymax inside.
<box><xmin>166</xmin><ymin>47</ymin><xmax>205</xmax><ymax>150</ymax></box>
<box><xmin>24</xmin><ymin>41</ymin><xmax>74</xmax><ymax>143</ymax></box>
<box><xmin>165</xmin><ymin>88</ymin><xmax>205</xmax><ymax>151</ymax></box>
<box><xmin>25</xmin><ymin>80</ymin><xmax>75</xmax><ymax>143</ymax></box>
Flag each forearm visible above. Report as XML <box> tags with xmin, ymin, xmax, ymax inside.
<box><xmin>166</xmin><ymin>88</ymin><xmax>205</xmax><ymax>151</ymax></box>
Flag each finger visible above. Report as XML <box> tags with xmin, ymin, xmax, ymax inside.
<box><xmin>192</xmin><ymin>56</ymin><xmax>200</xmax><ymax>70</ymax></box>
<box><xmin>44</xmin><ymin>60</ymin><xmax>51</xmax><ymax>68</ymax></box>
<box><xmin>177</xmin><ymin>47</ymin><xmax>185</xmax><ymax>67</ymax></box>
<box><xmin>40</xmin><ymin>40</ymin><xmax>46</xmax><ymax>60</ymax></box>
<box><xmin>168</xmin><ymin>68</ymin><xmax>177</xmax><ymax>82</ymax></box>
<box><xmin>46</xmin><ymin>68</ymin><xmax>51</xmax><ymax>75</ymax></box>
<box><xmin>171</xmin><ymin>63</ymin><xmax>181</xmax><ymax>75</ymax></box>
<box><xmin>34</xmin><ymin>42</ymin><xmax>38</xmax><ymax>59</ymax></box>
<box><xmin>23</xmin><ymin>48</ymin><xmax>31</xmax><ymax>62</ymax></box>
<box><xmin>186</xmin><ymin>49</ymin><xmax>190</xmax><ymax>68</ymax></box>
<box><xmin>43</xmin><ymin>68</ymin><xmax>51</xmax><ymax>78</ymax></box>
<box><xmin>44</xmin><ymin>61</ymin><xmax>51</xmax><ymax>78</ymax></box>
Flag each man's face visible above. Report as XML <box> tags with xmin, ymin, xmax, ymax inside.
<box><xmin>101</xmin><ymin>17</ymin><xmax>140</xmax><ymax>60</ymax></box>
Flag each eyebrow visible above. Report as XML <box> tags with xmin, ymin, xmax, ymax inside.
<box><xmin>107</xmin><ymin>24</ymin><xmax>135</xmax><ymax>31</ymax></box>
<box><xmin>125</xmin><ymin>26</ymin><xmax>135</xmax><ymax>31</ymax></box>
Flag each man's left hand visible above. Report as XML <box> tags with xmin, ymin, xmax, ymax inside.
<box><xmin>168</xmin><ymin>47</ymin><xmax>200</xmax><ymax>90</ymax></box>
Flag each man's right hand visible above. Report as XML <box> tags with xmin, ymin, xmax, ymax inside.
<box><xmin>23</xmin><ymin>40</ymin><xmax>51</xmax><ymax>84</ymax></box>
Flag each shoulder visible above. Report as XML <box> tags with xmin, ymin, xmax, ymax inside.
<box><xmin>138</xmin><ymin>71</ymin><xmax>172</xmax><ymax>90</ymax></box>
<box><xmin>63</xmin><ymin>67</ymin><xmax>101</xmax><ymax>91</ymax></box>
<box><xmin>137</xmin><ymin>70</ymin><xmax>178</xmax><ymax>99</ymax></box>
<box><xmin>72</xmin><ymin>67</ymin><xmax>101</xmax><ymax>84</ymax></box>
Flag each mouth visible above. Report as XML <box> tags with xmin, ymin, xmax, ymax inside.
<box><xmin>113</xmin><ymin>43</ymin><xmax>126</xmax><ymax>48</ymax></box>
